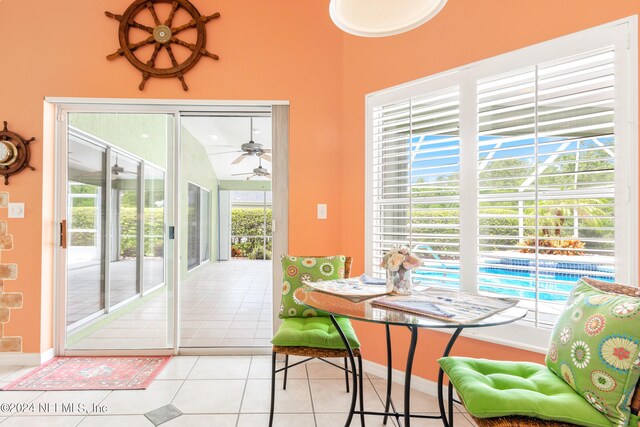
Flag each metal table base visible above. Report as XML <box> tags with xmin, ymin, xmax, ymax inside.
<box><xmin>329</xmin><ymin>315</ymin><xmax>464</xmax><ymax>427</ymax></box>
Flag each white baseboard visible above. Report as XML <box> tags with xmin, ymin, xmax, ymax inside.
<box><xmin>0</xmin><ymin>348</ymin><xmax>54</xmax><ymax>366</ymax></box>
<box><xmin>362</xmin><ymin>358</ymin><xmax>439</xmax><ymax>397</ymax></box>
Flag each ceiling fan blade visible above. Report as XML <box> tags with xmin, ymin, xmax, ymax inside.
<box><xmin>76</xmin><ymin>171</ymin><xmax>104</xmax><ymax>178</ymax></box>
<box><xmin>260</xmin><ymin>153</ymin><xmax>272</xmax><ymax>162</ymax></box>
<box><xmin>246</xmin><ymin>174</ymin><xmax>257</xmax><ymax>181</ymax></box>
<box><xmin>211</xmin><ymin>150</ymin><xmax>242</xmax><ymax>155</ymax></box>
<box><xmin>232</xmin><ymin>154</ymin><xmax>247</xmax><ymax>164</ymax></box>
<box><xmin>231</xmin><ymin>172</ymin><xmax>253</xmax><ymax>176</ymax></box>
<box><xmin>262</xmin><ymin>149</ymin><xmax>272</xmax><ymax>153</ymax></box>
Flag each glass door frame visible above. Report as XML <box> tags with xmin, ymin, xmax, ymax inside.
<box><xmin>52</xmin><ymin>99</ymin><xmax>290</xmax><ymax>357</ymax></box>
<box><xmin>55</xmin><ymin>104</ymin><xmax>180</xmax><ymax>356</ymax></box>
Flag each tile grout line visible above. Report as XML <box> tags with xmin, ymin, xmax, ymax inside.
<box><xmin>85</xmin><ymin>381</ymin><xmax>115</xmax><ymax>417</ymax></box>
<box><xmin>234</xmin><ymin>355</ymin><xmax>253</xmax><ymax>427</ymax></box>
<box><xmin>367</xmin><ymin>375</ymin><xmax>400</xmax><ymax>427</ymax></box>
<box><xmin>74</xmin><ymin>415</ymin><xmax>85</xmax><ymax>427</ymax></box>
<box><xmin>304</xmin><ymin>364</ymin><xmax>319</xmax><ymax>427</ymax></box>
<box><xmin>166</xmin><ymin>355</ymin><xmax>200</xmax><ymax>422</ymax></box>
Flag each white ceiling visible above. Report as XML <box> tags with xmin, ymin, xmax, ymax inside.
<box><xmin>181</xmin><ymin>116</ymin><xmax>272</xmax><ymax>181</ymax></box>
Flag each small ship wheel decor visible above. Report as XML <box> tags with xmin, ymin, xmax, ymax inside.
<box><xmin>105</xmin><ymin>0</ymin><xmax>220</xmax><ymax>91</ymax></box>
<box><xmin>0</xmin><ymin>121</ymin><xmax>35</xmax><ymax>185</ymax></box>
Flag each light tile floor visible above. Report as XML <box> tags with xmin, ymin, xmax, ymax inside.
<box><xmin>0</xmin><ymin>356</ymin><xmax>478</xmax><ymax>426</ymax></box>
<box><xmin>69</xmin><ymin>260</ymin><xmax>272</xmax><ymax>350</ymax></box>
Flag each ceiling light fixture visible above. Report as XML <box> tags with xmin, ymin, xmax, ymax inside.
<box><xmin>329</xmin><ymin>0</ymin><xmax>447</xmax><ymax>37</ymax></box>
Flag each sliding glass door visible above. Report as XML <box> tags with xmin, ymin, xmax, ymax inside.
<box><xmin>67</xmin><ymin>140</ymin><xmax>107</xmax><ymax>327</ymax></box>
<box><xmin>62</xmin><ymin>111</ymin><xmax>175</xmax><ymax>352</ymax></box>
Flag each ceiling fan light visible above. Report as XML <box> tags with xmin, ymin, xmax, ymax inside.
<box><xmin>329</xmin><ymin>0</ymin><xmax>447</xmax><ymax>37</ymax></box>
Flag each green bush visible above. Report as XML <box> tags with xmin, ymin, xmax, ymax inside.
<box><xmin>70</xmin><ymin>206</ymin><xmax>165</xmax><ymax>257</ymax></box>
<box><xmin>232</xmin><ymin>208</ymin><xmax>272</xmax><ymax>236</ymax></box>
<box><xmin>398</xmin><ymin>208</ymin><xmax>522</xmax><ymax>254</ymax></box>
<box><xmin>231</xmin><ymin>208</ymin><xmax>272</xmax><ymax>258</ymax></box>
<box><xmin>69</xmin><ymin>207</ymin><xmax>98</xmax><ymax>246</ymax></box>
<box><xmin>249</xmin><ymin>246</ymin><xmax>272</xmax><ymax>260</ymax></box>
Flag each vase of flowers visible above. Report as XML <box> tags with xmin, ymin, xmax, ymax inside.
<box><xmin>380</xmin><ymin>246</ymin><xmax>421</xmax><ymax>295</ymax></box>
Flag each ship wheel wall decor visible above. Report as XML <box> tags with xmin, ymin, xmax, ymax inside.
<box><xmin>0</xmin><ymin>122</ymin><xmax>35</xmax><ymax>185</ymax></box>
<box><xmin>105</xmin><ymin>0</ymin><xmax>220</xmax><ymax>91</ymax></box>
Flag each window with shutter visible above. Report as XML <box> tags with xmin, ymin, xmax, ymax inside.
<box><xmin>188</xmin><ymin>184</ymin><xmax>212</xmax><ymax>269</ymax></box>
<box><xmin>477</xmin><ymin>49</ymin><xmax>616</xmax><ymax>326</ymax></box>
<box><xmin>366</xmin><ymin>19</ymin><xmax>636</xmax><ymax>334</ymax></box>
<box><xmin>200</xmin><ymin>188</ymin><xmax>211</xmax><ymax>263</ymax></box>
<box><xmin>372</xmin><ymin>89</ymin><xmax>461</xmax><ymax>288</ymax></box>
<box><xmin>187</xmin><ymin>183</ymin><xmax>201</xmax><ymax>269</ymax></box>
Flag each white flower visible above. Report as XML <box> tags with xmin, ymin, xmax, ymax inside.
<box><xmin>380</xmin><ymin>246</ymin><xmax>421</xmax><ymax>272</ymax></box>
<box><xmin>559</xmin><ymin>326</ymin><xmax>572</xmax><ymax>345</ymax></box>
<box><xmin>571</xmin><ymin>340</ymin><xmax>590</xmax><ymax>369</ymax></box>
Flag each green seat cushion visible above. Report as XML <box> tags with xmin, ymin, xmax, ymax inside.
<box><xmin>439</xmin><ymin>357</ymin><xmax>611</xmax><ymax>427</ymax></box>
<box><xmin>271</xmin><ymin>317</ymin><xmax>360</xmax><ymax>350</ymax></box>
<box><xmin>280</xmin><ymin>255</ymin><xmax>347</xmax><ymax>318</ymax></box>
<box><xmin>546</xmin><ymin>278</ymin><xmax>640</xmax><ymax>426</ymax></box>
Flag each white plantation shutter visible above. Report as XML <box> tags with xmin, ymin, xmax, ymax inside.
<box><xmin>372</xmin><ymin>88</ymin><xmax>461</xmax><ymax>288</ymax></box>
<box><xmin>200</xmin><ymin>189</ymin><xmax>211</xmax><ymax>262</ymax></box>
<box><xmin>477</xmin><ymin>67</ymin><xmax>538</xmax><ymax>309</ymax></box>
<box><xmin>477</xmin><ymin>49</ymin><xmax>616</xmax><ymax>326</ymax></box>
<box><xmin>366</xmin><ymin>21</ymin><xmax>634</xmax><ymax>332</ymax></box>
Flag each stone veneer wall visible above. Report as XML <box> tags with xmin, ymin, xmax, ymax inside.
<box><xmin>0</xmin><ymin>192</ymin><xmax>22</xmax><ymax>352</ymax></box>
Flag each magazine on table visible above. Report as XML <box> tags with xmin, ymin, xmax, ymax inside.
<box><xmin>371</xmin><ymin>288</ymin><xmax>519</xmax><ymax>323</ymax></box>
<box><xmin>302</xmin><ymin>276</ymin><xmax>431</xmax><ymax>303</ymax></box>
<box><xmin>302</xmin><ymin>277</ymin><xmax>390</xmax><ymax>302</ymax></box>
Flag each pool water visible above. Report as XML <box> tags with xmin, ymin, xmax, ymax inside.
<box><xmin>414</xmin><ymin>266</ymin><xmax>613</xmax><ymax>302</ymax></box>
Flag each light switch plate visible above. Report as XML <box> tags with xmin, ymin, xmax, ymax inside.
<box><xmin>8</xmin><ymin>203</ymin><xmax>24</xmax><ymax>218</ymax></box>
<box><xmin>317</xmin><ymin>203</ymin><xmax>327</xmax><ymax>220</ymax></box>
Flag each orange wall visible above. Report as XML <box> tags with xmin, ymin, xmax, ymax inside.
<box><xmin>341</xmin><ymin>0</ymin><xmax>640</xmax><ymax>381</ymax></box>
<box><xmin>1</xmin><ymin>0</ymin><xmax>638</xmax><ymax>379</ymax></box>
<box><xmin>0</xmin><ymin>0</ymin><xmax>346</xmax><ymax>353</ymax></box>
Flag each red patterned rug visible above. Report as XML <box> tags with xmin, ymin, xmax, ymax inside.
<box><xmin>3</xmin><ymin>356</ymin><xmax>172</xmax><ymax>391</ymax></box>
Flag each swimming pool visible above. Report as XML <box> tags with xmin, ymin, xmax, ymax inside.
<box><xmin>414</xmin><ymin>264</ymin><xmax>614</xmax><ymax>302</ymax></box>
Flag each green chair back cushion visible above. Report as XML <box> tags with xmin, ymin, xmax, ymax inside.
<box><xmin>545</xmin><ymin>278</ymin><xmax>640</xmax><ymax>427</ymax></box>
<box><xmin>439</xmin><ymin>357</ymin><xmax>611</xmax><ymax>427</ymax></box>
<box><xmin>271</xmin><ymin>316</ymin><xmax>360</xmax><ymax>350</ymax></box>
<box><xmin>279</xmin><ymin>255</ymin><xmax>346</xmax><ymax>318</ymax></box>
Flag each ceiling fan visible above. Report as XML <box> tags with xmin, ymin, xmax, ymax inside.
<box><xmin>231</xmin><ymin>157</ymin><xmax>271</xmax><ymax>180</ymax></box>
<box><xmin>70</xmin><ymin>155</ymin><xmax>135</xmax><ymax>182</ymax></box>
<box><xmin>111</xmin><ymin>155</ymin><xmax>137</xmax><ymax>176</ymax></box>
<box><xmin>214</xmin><ymin>117</ymin><xmax>272</xmax><ymax>164</ymax></box>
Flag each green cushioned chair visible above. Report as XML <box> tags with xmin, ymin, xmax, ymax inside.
<box><xmin>269</xmin><ymin>256</ymin><xmax>362</xmax><ymax>427</ymax></box>
<box><xmin>439</xmin><ymin>357</ymin><xmax>612</xmax><ymax>427</ymax></box>
<box><xmin>439</xmin><ymin>278</ymin><xmax>640</xmax><ymax>427</ymax></box>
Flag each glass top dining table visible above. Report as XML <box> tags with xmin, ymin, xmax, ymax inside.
<box><xmin>294</xmin><ymin>286</ymin><xmax>529</xmax><ymax>329</ymax></box>
<box><xmin>294</xmin><ymin>286</ymin><xmax>529</xmax><ymax>427</ymax></box>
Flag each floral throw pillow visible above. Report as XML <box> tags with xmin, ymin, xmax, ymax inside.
<box><xmin>279</xmin><ymin>255</ymin><xmax>346</xmax><ymax>319</ymax></box>
<box><xmin>546</xmin><ymin>278</ymin><xmax>640</xmax><ymax>427</ymax></box>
